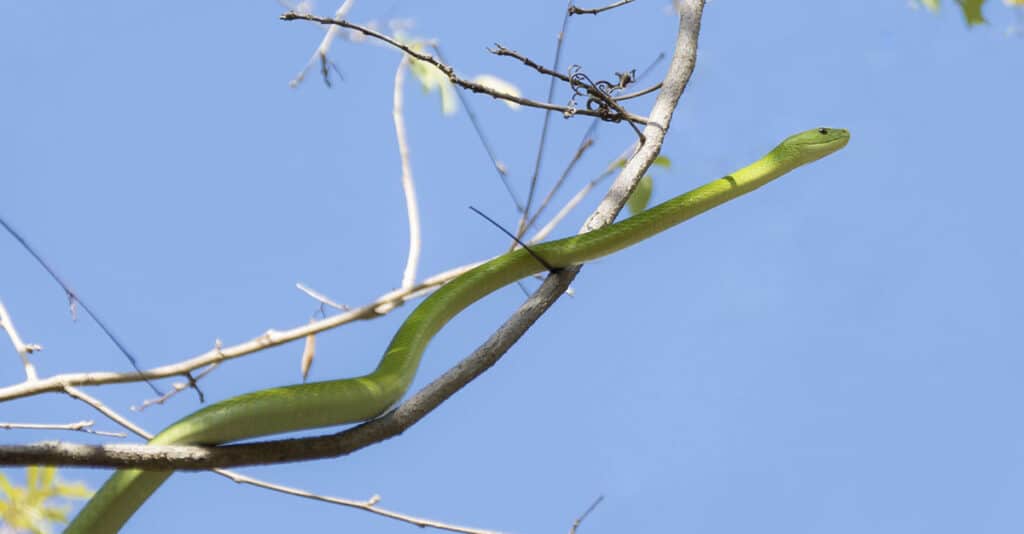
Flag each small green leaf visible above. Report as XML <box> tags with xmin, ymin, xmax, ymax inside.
<box><xmin>610</xmin><ymin>158</ymin><xmax>628</xmax><ymax>170</ymax></box>
<box><xmin>395</xmin><ymin>34</ymin><xmax>458</xmax><ymax>116</ymax></box>
<box><xmin>921</xmin><ymin>0</ymin><xmax>940</xmax><ymax>12</ymax></box>
<box><xmin>956</xmin><ymin>0</ymin><xmax>988</xmax><ymax>25</ymax></box>
<box><xmin>626</xmin><ymin>176</ymin><xmax>654</xmax><ymax>215</ymax></box>
<box><xmin>652</xmin><ymin>155</ymin><xmax>671</xmax><ymax>169</ymax></box>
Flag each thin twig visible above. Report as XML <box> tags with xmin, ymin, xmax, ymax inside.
<box><xmin>280</xmin><ymin>12</ymin><xmax>649</xmax><ymax>126</ymax></box>
<box><xmin>523</xmin><ymin>138</ymin><xmax>594</xmax><ymax>233</ymax></box>
<box><xmin>568</xmin><ymin>495</ymin><xmax>604</xmax><ymax>534</ymax></box>
<box><xmin>0</xmin><ymin>261</ymin><xmax>482</xmax><ymax>402</ymax></box>
<box><xmin>468</xmin><ymin>207</ymin><xmax>556</xmax><ymax>273</ymax></box>
<box><xmin>528</xmin><ymin>141</ymin><xmax>637</xmax><ymax>244</ymax></box>
<box><xmin>433</xmin><ymin>44</ymin><xmax>522</xmax><ymax>212</ymax></box>
<box><xmin>62</xmin><ymin>386</ymin><xmax>151</xmax><ymax>438</ymax></box>
<box><xmin>0</xmin><ymin>420</ymin><xmax>126</xmax><ymax>439</ymax></box>
<box><xmin>569</xmin><ymin>68</ymin><xmax>646</xmax><ymax>141</ymax></box>
<box><xmin>393</xmin><ymin>55</ymin><xmax>422</xmax><ymax>290</ymax></box>
<box><xmin>0</xmin><ymin>216</ymin><xmax>161</xmax><ymax>394</ymax></box>
<box><xmin>516</xmin><ymin>1</ymin><xmax>575</xmax><ymax>239</ymax></box>
<box><xmin>131</xmin><ymin>364</ymin><xmax>221</xmax><ymax>412</ymax></box>
<box><xmin>296</xmin><ymin>283</ymin><xmax>350</xmax><ymax>311</ymax></box>
<box><xmin>615</xmin><ymin>82</ymin><xmax>662</xmax><ymax>101</ymax></box>
<box><xmin>289</xmin><ymin>0</ymin><xmax>356</xmax><ymax>87</ymax></box>
<box><xmin>525</xmin><ymin>52</ymin><xmax>665</xmax><ymax>241</ymax></box>
<box><xmin>215</xmin><ymin>474</ymin><xmax>504</xmax><ymax>534</ymax></box>
<box><xmin>489</xmin><ymin>44</ymin><xmax>572</xmax><ymax>84</ymax></box>
<box><xmin>0</xmin><ymin>299</ymin><xmax>41</xmax><ymax>381</ymax></box>
<box><xmin>568</xmin><ymin>0</ymin><xmax>635</xmax><ymax>16</ymax></box>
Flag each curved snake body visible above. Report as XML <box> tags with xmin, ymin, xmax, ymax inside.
<box><xmin>66</xmin><ymin>127</ymin><xmax>849</xmax><ymax>533</ymax></box>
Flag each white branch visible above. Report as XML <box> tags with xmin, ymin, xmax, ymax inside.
<box><xmin>0</xmin><ymin>261</ymin><xmax>481</xmax><ymax>402</ymax></box>
<box><xmin>0</xmin><ymin>420</ymin><xmax>125</xmax><ymax>438</ymax></box>
<box><xmin>0</xmin><ymin>299</ymin><xmax>40</xmax><ymax>381</ymax></box>
<box><xmin>394</xmin><ymin>55</ymin><xmax>422</xmax><ymax>290</ymax></box>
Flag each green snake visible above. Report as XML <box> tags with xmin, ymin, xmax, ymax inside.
<box><xmin>66</xmin><ymin>127</ymin><xmax>849</xmax><ymax>533</ymax></box>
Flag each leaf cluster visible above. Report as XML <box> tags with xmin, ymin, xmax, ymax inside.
<box><xmin>0</xmin><ymin>467</ymin><xmax>91</xmax><ymax>534</ymax></box>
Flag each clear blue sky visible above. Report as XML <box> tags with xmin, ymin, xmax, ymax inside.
<box><xmin>2</xmin><ymin>2</ymin><xmax>1023</xmax><ymax>533</ymax></box>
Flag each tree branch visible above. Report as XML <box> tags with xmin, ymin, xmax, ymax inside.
<box><xmin>393</xmin><ymin>55</ymin><xmax>422</xmax><ymax>291</ymax></box>
<box><xmin>0</xmin><ymin>261</ymin><xmax>482</xmax><ymax>402</ymax></box>
<box><xmin>568</xmin><ymin>0</ymin><xmax>636</xmax><ymax>16</ymax></box>
<box><xmin>0</xmin><ymin>299</ymin><xmax>41</xmax><ymax>381</ymax></box>
<box><xmin>280</xmin><ymin>12</ymin><xmax>649</xmax><ymax>125</ymax></box>
<box><xmin>288</xmin><ymin>0</ymin><xmax>357</xmax><ymax>87</ymax></box>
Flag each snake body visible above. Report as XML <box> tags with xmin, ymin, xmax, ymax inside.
<box><xmin>66</xmin><ymin>127</ymin><xmax>849</xmax><ymax>533</ymax></box>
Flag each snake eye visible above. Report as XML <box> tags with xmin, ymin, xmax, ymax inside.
<box><xmin>817</xmin><ymin>127</ymin><xmax>829</xmax><ymax>135</ymax></box>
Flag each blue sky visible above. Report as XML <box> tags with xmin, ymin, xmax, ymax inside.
<box><xmin>2</xmin><ymin>1</ymin><xmax>1023</xmax><ymax>533</ymax></box>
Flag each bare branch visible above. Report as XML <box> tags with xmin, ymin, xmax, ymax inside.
<box><xmin>528</xmin><ymin>140</ymin><xmax>637</xmax><ymax>244</ymax></box>
<box><xmin>393</xmin><ymin>55</ymin><xmax>422</xmax><ymax>290</ymax></box>
<box><xmin>489</xmin><ymin>44</ymin><xmax>572</xmax><ymax>83</ymax></box>
<box><xmin>0</xmin><ymin>420</ymin><xmax>126</xmax><ymax>438</ymax></box>
<box><xmin>615</xmin><ymin>82</ymin><xmax>663</xmax><ymax>101</ymax></box>
<box><xmin>0</xmin><ymin>299</ymin><xmax>41</xmax><ymax>381</ymax></box>
<box><xmin>296</xmin><ymin>283</ymin><xmax>350</xmax><ymax>311</ymax></box>
<box><xmin>517</xmin><ymin>2</ymin><xmax>574</xmax><ymax>240</ymax></box>
<box><xmin>523</xmin><ymin>138</ymin><xmax>595</xmax><ymax>234</ymax></box>
<box><xmin>289</xmin><ymin>0</ymin><xmax>356</xmax><ymax>87</ymax></box>
<box><xmin>215</xmin><ymin>473</ymin><xmax>504</xmax><ymax>534</ymax></box>
<box><xmin>568</xmin><ymin>495</ymin><xmax>605</xmax><ymax>534</ymax></box>
<box><xmin>432</xmin><ymin>44</ymin><xmax>522</xmax><ymax>212</ymax></box>
<box><xmin>280</xmin><ymin>12</ymin><xmax>649</xmax><ymax>125</ymax></box>
<box><xmin>0</xmin><ymin>261</ymin><xmax>481</xmax><ymax>403</ymax></box>
<box><xmin>131</xmin><ymin>364</ymin><xmax>220</xmax><ymax>412</ymax></box>
<box><xmin>0</xmin><ymin>217</ymin><xmax>160</xmax><ymax>394</ymax></box>
<box><xmin>568</xmin><ymin>0</ymin><xmax>635</xmax><ymax>16</ymax></box>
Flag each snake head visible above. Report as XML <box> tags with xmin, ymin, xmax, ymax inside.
<box><xmin>779</xmin><ymin>127</ymin><xmax>851</xmax><ymax>163</ymax></box>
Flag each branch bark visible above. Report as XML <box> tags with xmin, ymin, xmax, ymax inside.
<box><xmin>0</xmin><ymin>0</ymin><xmax>705</xmax><ymax>470</ymax></box>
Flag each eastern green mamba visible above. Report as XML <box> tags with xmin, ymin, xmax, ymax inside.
<box><xmin>66</xmin><ymin>127</ymin><xmax>850</xmax><ymax>533</ymax></box>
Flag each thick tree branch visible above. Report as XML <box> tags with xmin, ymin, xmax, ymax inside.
<box><xmin>0</xmin><ymin>0</ymin><xmax>705</xmax><ymax>470</ymax></box>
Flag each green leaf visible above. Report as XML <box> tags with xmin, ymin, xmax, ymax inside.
<box><xmin>956</xmin><ymin>0</ymin><xmax>988</xmax><ymax>25</ymax></box>
<box><xmin>0</xmin><ymin>468</ymin><xmax>91</xmax><ymax>533</ymax></box>
<box><xmin>921</xmin><ymin>0</ymin><xmax>941</xmax><ymax>12</ymax></box>
<box><xmin>652</xmin><ymin>155</ymin><xmax>671</xmax><ymax>169</ymax></box>
<box><xmin>395</xmin><ymin>34</ymin><xmax>458</xmax><ymax>116</ymax></box>
<box><xmin>626</xmin><ymin>175</ymin><xmax>654</xmax><ymax>215</ymax></box>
